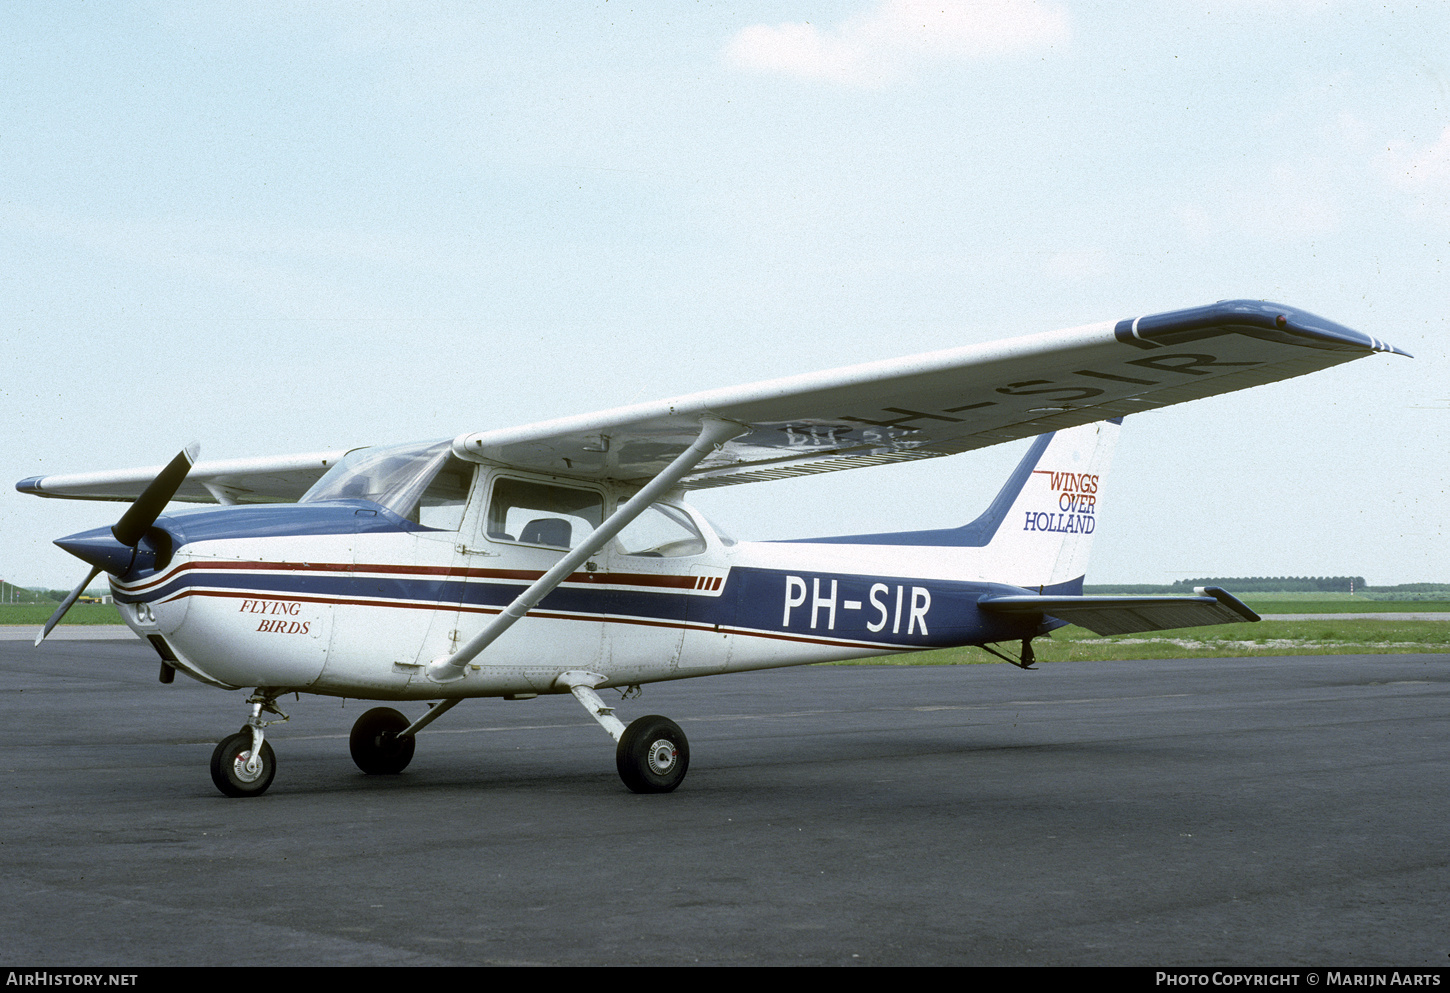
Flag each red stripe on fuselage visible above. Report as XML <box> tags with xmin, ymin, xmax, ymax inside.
<box><xmin>160</xmin><ymin>587</ymin><xmax>913</xmax><ymax>653</ymax></box>
<box><xmin>119</xmin><ymin>558</ymin><xmax>704</xmax><ymax>594</ymax></box>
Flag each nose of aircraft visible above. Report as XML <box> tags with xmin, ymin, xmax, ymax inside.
<box><xmin>34</xmin><ymin>442</ymin><xmax>199</xmax><ymax>646</ymax></box>
<box><xmin>54</xmin><ymin>525</ymin><xmax>144</xmax><ymax>576</ymax></box>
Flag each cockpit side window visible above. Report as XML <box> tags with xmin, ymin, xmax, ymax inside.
<box><xmin>616</xmin><ymin>504</ymin><xmax>707</xmax><ymax>558</ymax></box>
<box><xmin>487</xmin><ymin>477</ymin><xmax>603</xmax><ymax>551</ymax></box>
<box><xmin>413</xmin><ymin>456</ymin><xmax>474</xmax><ymax>531</ymax></box>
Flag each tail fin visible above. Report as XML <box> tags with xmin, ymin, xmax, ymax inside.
<box><xmin>972</xmin><ymin>418</ymin><xmax>1120</xmax><ymax>592</ymax></box>
<box><xmin>799</xmin><ymin>419</ymin><xmax>1120</xmax><ymax>593</ymax></box>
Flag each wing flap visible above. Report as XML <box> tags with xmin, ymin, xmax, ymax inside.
<box><xmin>978</xmin><ymin>587</ymin><xmax>1260</xmax><ymax>636</ymax></box>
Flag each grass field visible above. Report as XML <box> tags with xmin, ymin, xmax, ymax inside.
<box><xmin>1236</xmin><ymin>592</ymin><xmax>1411</xmax><ymax>601</ymax></box>
<box><xmin>854</xmin><ymin>618</ymin><xmax>1450</xmax><ymax>664</ymax></box>
<box><xmin>0</xmin><ymin>603</ymin><xmax>122</xmax><ymax>625</ymax></box>
<box><xmin>1240</xmin><ymin>598</ymin><xmax>1450</xmax><ymax>614</ymax></box>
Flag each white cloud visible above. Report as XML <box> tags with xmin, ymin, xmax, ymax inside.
<box><xmin>723</xmin><ymin>0</ymin><xmax>1070</xmax><ymax>87</ymax></box>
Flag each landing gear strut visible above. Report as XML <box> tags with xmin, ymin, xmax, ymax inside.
<box><xmin>558</xmin><ymin>670</ymin><xmax>692</xmax><ymax>794</ymax></box>
<box><xmin>209</xmin><ymin>691</ymin><xmax>287</xmax><ymax>798</ymax></box>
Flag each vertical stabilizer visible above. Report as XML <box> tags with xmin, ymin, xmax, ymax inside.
<box><xmin>785</xmin><ymin>419</ymin><xmax>1121</xmax><ymax>593</ymax></box>
<box><xmin>974</xmin><ymin>419</ymin><xmax>1120</xmax><ymax>592</ymax></box>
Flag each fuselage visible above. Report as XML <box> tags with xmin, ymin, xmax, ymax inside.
<box><xmin>102</xmin><ymin>473</ymin><xmax>1054</xmax><ymax>699</ymax></box>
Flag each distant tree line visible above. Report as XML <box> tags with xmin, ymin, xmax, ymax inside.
<box><xmin>0</xmin><ymin>582</ymin><xmax>59</xmax><ymax>604</ymax></box>
<box><xmin>0</xmin><ymin>583</ymin><xmax>106</xmax><ymax>604</ymax></box>
<box><xmin>1168</xmin><ymin>576</ymin><xmax>1367</xmax><ymax>593</ymax></box>
<box><xmin>1086</xmin><ymin>579</ymin><xmax>1450</xmax><ymax>595</ymax></box>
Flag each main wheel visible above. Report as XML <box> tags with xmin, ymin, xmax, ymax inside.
<box><xmin>616</xmin><ymin>715</ymin><xmax>689</xmax><ymax>794</ymax></box>
<box><xmin>349</xmin><ymin>707</ymin><xmax>416</xmax><ymax>775</ymax></box>
<box><xmin>210</xmin><ymin>731</ymin><xmax>276</xmax><ymax>798</ymax></box>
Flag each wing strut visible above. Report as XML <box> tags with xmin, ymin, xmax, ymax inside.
<box><xmin>425</xmin><ymin>417</ymin><xmax>746</xmax><ymax>684</ymax></box>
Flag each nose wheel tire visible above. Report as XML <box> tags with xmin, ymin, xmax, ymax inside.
<box><xmin>210</xmin><ymin>731</ymin><xmax>276</xmax><ymax>798</ymax></box>
<box><xmin>616</xmin><ymin>715</ymin><xmax>689</xmax><ymax>794</ymax></box>
<box><xmin>349</xmin><ymin>707</ymin><xmax>416</xmax><ymax>775</ymax></box>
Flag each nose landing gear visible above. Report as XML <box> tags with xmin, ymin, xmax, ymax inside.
<box><xmin>209</xmin><ymin>692</ymin><xmax>287</xmax><ymax>798</ymax></box>
<box><xmin>210</xmin><ymin>731</ymin><xmax>276</xmax><ymax>797</ymax></box>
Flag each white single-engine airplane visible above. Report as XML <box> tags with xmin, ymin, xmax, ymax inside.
<box><xmin>20</xmin><ymin>301</ymin><xmax>1404</xmax><ymax>797</ymax></box>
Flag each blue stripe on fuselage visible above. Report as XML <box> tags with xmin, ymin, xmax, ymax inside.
<box><xmin>719</xmin><ymin>567</ymin><xmax>1062</xmax><ymax>647</ymax></box>
<box><xmin>125</xmin><ymin>562</ymin><xmax>1067</xmax><ymax>650</ymax></box>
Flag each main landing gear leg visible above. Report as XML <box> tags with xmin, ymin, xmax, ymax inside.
<box><xmin>209</xmin><ymin>691</ymin><xmax>288</xmax><ymax>798</ymax></box>
<box><xmin>557</xmin><ymin>671</ymin><xmax>690</xmax><ymax>794</ymax></box>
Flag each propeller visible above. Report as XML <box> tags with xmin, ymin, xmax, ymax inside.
<box><xmin>34</xmin><ymin>565</ymin><xmax>104</xmax><ymax>647</ymax></box>
<box><xmin>36</xmin><ymin>442</ymin><xmax>200</xmax><ymax>646</ymax></box>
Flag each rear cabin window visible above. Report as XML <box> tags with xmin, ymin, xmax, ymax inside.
<box><xmin>487</xmin><ymin>478</ymin><xmax>603</xmax><ymax>551</ymax></box>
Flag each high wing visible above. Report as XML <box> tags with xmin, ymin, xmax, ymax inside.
<box><xmin>16</xmin><ymin>300</ymin><xmax>1403</xmax><ymax>503</ymax></box>
<box><xmin>453</xmin><ymin>300</ymin><xmax>1405</xmax><ymax>487</ymax></box>
<box><xmin>17</xmin><ymin>450</ymin><xmax>348</xmax><ymax>504</ymax></box>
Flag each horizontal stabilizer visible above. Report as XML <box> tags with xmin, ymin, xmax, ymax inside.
<box><xmin>977</xmin><ymin>586</ymin><xmax>1259</xmax><ymax>636</ymax></box>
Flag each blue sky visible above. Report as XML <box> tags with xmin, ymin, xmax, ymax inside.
<box><xmin>3</xmin><ymin>1</ymin><xmax>1446</xmax><ymax>589</ymax></box>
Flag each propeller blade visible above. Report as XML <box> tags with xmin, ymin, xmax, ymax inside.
<box><xmin>35</xmin><ymin>565</ymin><xmax>103</xmax><ymax>647</ymax></box>
<box><xmin>112</xmin><ymin>442</ymin><xmax>199</xmax><ymax>547</ymax></box>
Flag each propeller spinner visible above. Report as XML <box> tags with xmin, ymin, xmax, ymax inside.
<box><xmin>36</xmin><ymin>442</ymin><xmax>200</xmax><ymax>646</ymax></box>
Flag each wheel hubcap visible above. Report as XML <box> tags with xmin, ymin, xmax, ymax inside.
<box><xmin>233</xmin><ymin>749</ymin><xmax>263</xmax><ymax>783</ymax></box>
<box><xmin>646</xmin><ymin>739</ymin><xmax>677</xmax><ymax>775</ymax></box>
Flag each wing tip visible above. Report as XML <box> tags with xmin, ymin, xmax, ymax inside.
<box><xmin>1198</xmin><ymin>586</ymin><xmax>1261</xmax><ymax>622</ymax></box>
<box><xmin>1117</xmin><ymin>299</ymin><xmax>1406</xmax><ymax>356</ymax></box>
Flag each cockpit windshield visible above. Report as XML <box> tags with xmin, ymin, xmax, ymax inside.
<box><xmin>300</xmin><ymin>440</ymin><xmax>474</xmax><ymax>530</ymax></box>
